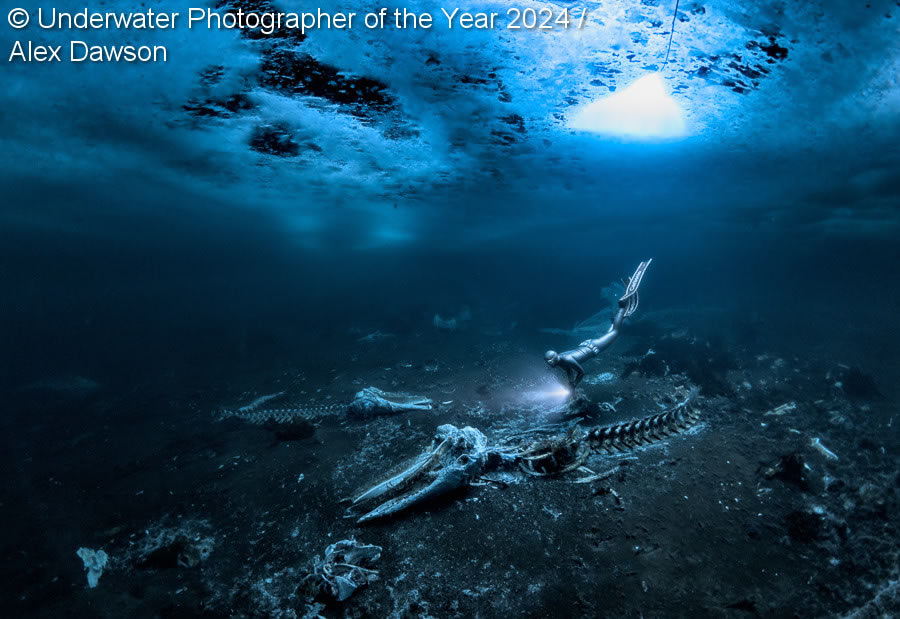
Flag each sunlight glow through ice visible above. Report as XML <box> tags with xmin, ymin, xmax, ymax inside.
<box><xmin>568</xmin><ymin>73</ymin><xmax>688</xmax><ymax>140</ymax></box>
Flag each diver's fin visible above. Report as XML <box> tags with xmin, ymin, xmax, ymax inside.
<box><xmin>619</xmin><ymin>259</ymin><xmax>652</xmax><ymax>316</ymax></box>
<box><xmin>624</xmin><ymin>291</ymin><xmax>639</xmax><ymax>316</ymax></box>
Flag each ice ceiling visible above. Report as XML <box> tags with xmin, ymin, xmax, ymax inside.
<box><xmin>2</xmin><ymin>0</ymin><xmax>899</xmax><ymax>245</ymax></box>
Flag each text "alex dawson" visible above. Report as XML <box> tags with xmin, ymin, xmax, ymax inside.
<box><xmin>9</xmin><ymin>40</ymin><xmax>167</xmax><ymax>63</ymax></box>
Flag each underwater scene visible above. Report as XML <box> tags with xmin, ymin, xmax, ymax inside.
<box><xmin>2</xmin><ymin>0</ymin><xmax>899</xmax><ymax>617</ymax></box>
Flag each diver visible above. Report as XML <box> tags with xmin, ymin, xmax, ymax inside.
<box><xmin>545</xmin><ymin>260</ymin><xmax>652</xmax><ymax>388</ymax></box>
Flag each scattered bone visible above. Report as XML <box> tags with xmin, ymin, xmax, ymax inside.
<box><xmin>571</xmin><ymin>466</ymin><xmax>619</xmax><ymax>484</ymax></box>
<box><xmin>347</xmin><ymin>387</ymin><xmax>432</xmax><ymax>419</ymax></box>
<box><xmin>302</xmin><ymin>540</ymin><xmax>381</xmax><ymax>602</ymax></box>
<box><xmin>609</xmin><ymin>488</ymin><xmax>623</xmax><ymax>506</ymax></box>
<box><xmin>764</xmin><ymin>402</ymin><xmax>797</xmax><ymax>417</ymax></box>
<box><xmin>542</xmin><ymin>506</ymin><xmax>562</xmax><ymax>520</ymax></box>
<box><xmin>76</xmin><ymin>547</ymin><xmax>108</xmax><ymax>589</ymax></box>
<box><xmin>810</xmin><ymin>437</ymin><xmax>839</xmax><ymax>461</ymax></box>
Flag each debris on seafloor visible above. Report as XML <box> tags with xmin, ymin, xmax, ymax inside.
<box><xmin>347</xmin><ymin>387</ymin><xmax>433</xmax><ymax>418</ymax></box>
<box><xmin>135</xmin><ymin>534</ymin><xmax>214</xmax><ymax>570</ymax></box>
<box><xmin>263</xmin><ymin>417</ymin><xmax>316</xmax><ymax>442</ymax></box>
<box><xmin>762</xmin><ymin>453</ymin><xmax>812</xmax><ymax>490</ymax></box>
<box><xmin>624</xmin><ymin>334</ymin><xmax>737</xmax><ymax>396</ymax></box>
<box><xmin>785</xmin><ymin>509</ymin><xmax>825</xmax><ymax>542</ymax></box>
<box><xmin>132</xmin><ymin>518</ymin><xmax>215</xmax><ymax>570</ymax></box>
<box><xmin>582</xmin><ymin>372</ymin><xmax>616</xmax><ymax>385</ymax></box>
<box><xmin>25</xmin><ymin>375</ymin><xmax>101</xmax><ymax>397</ymax></box>
<box><xmin>433</xmin><ymin>307</ymin><xmax>472</xmax><ymax>331</ymax></box>
<box><xmin>764</xmin><ymin>402</ymin><xmax>797</xmax><ymax>417</ymax></box>
<box><xmin>841</xmin><ymin>579</ymin><xmax>900</xmax><ymax>619</ymax></box>
<box><xmin>570</xmin><ymin>466</ymin><xmax>619</xmax><ymax>485</ymax></box>
<box><xmin>622</xmin><ymin>348</ymin><xmax>669</xmax><ymax>378</ymax></box>
<box><xmin>827</xmin><ymin>365</ymin><xmax>881</xmax><ymax>400</ymax></box>
<box><xmin>597</xmin><ymin>400</ymin><xmax>618</xmax><ymax>414</ymax></box>
<box><xmin>433</xmin><ymin>314</ymin><xmax>458</xmax><ymax>331</ymax></box>
<box><xmin>301</xmin><ymin>540</ymin><xmax>382</xmax><ymax>602</ymax></box>
<box><xmin>356</xmin><ymin>330</ymin><xmax>395</xmax><ymax>343</ymax></box>
<box><xmin>810</xmin><ymin>437</ymin><xmax>839</xmax><ymax>461</ymax></box>
<box><xmin>76</xmin><ymin>547</ymin><xmax>109</xmax><ymax>589</ymax></box>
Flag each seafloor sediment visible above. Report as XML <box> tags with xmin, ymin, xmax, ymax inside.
<box><xmin>2</xmin><ymin>316</ymin><xmax>897</xmax><ymax>618</ymax></box>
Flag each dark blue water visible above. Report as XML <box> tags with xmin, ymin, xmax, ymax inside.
<box><xmin>2</xmin><ymin>1</ymin><xmax>898</xmax><ymax>616</ymax></box>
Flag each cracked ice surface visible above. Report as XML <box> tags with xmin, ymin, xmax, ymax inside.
<box><xmin>1</xmin><ymin>0</ymin><xmax>898</xmax><ymax>245</ymax></box>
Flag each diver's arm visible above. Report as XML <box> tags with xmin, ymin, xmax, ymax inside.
<box><xmin>565</xmin><ymin>358</ymin><xmax>585</xmax><ymax>387</ymax></box>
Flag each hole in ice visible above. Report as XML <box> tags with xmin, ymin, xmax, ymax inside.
<box><xmin>568</xmin><ymin>73</ymin><xmax>687</xmax><ymax>140</ymax></box>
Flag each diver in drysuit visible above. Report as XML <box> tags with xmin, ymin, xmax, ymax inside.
<box><xmin>545</xmin><ymin>260</ymin><xmax>652</xmax><ymax>388</ymax></box>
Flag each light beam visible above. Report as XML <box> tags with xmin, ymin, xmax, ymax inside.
<box><xmin>569</xmin><ymin>73</ymin><xmax>687</xmax><ymax>140</ymax></box>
